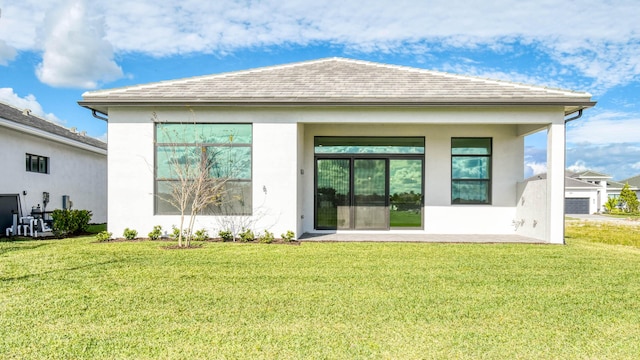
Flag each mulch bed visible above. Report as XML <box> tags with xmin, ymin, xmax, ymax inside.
<box><xmin>97</xmin><ymin>237</ymin><xmax>301</xmax><ymax>247</ymax></box>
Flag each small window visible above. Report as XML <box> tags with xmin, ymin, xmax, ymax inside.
<box><xmin>451</xmin><ymin>138</ymin><xmax>491</xmax><ymax>204</ymax></box>
<box><xmin>26</xmin><ymin>154</ymin><xmax>49</xmax><ymax>174</ymax></box>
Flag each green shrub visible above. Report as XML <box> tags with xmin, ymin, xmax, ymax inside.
<box><xmin>609</xmin><ymin>208</ymin><xmax>623</xmax><ymax>215</ymax></box>
<box><xmin>95</xmin><ymin>231</ymin><xmax>112</xmax><ymax>242</ymax></box>
<box><xmin>193</xmin><ymin>228</ymin><xmax>209</xmax><ymax>241</ymax></box>
<box><xmin>238</xmin><ymin>228</ymin><xmax>254</xmax><ymax>242</ymax></box>
<box><xmin>281</xmin><ymin>230</ymin><xmax>295</xmax><ymax>242</ymax></box>
<box><xmin>51</xmin><ymin>209</ymin><xmax>92</xmax><ymax>237</ymax></box>
<box><xmin>123</xmin><ymin>228</ymin><xmax>138</xmax><ymax>240</ymax></box>
<box><xmin>148</xmin><ymin>225</ymin><xmax>163</xmax><ymax>240</ymax></box>
<box><xmin>604</xmin><ymin>197</ymin><xmax>619</xmax><ymax>213</ymax></box>
<box><xmin>258</xmin><ymin>230</ymin><xmax>274</xmax><ymax>244</ymax></box>
<box><xmin>218</xmin><ymin>230</ymin><xmax>233</xmax><ymax>241</ymax></box>
<box><xmin>170</xmin><ymin>226</ymin><xmax>182</xmax><ymax>240</ymax></box>
<box><xmin>619</xmin><ymin>183</ymin><xmax>639</xmax><ymax>213</ymax></box>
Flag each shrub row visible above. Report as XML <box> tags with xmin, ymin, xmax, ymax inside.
<box><xmin>95</xmin><ymin>225</ymin><xmax>296</xmax><ymax>242</ymax></box>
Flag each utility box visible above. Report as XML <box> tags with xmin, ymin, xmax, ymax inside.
<box><xmin>62</xmin><ymin>195</ymin><xmax>72</xmax><ymax>210</ymax></box>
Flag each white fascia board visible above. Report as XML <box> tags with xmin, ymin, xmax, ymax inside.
<box><xmin>0</xmin><ymin>118</ymin><xmax>107</xmax><ymax>155</ymax></box>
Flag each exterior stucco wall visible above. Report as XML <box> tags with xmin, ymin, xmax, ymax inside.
<box><xmin>0</xmin><ymin>125</ymin><xmax>107</xmax><ymax>223</ymax></box>
<box><xmin>546</xmin><ymin>122</ymin><xmax>566</xmax><ymax>244</ymax></box>
<box><xmin>302</xmin><ymin>122</ymin><xmax>524</xmax><ymax>235</ymax></box>
<box><xmin>106</xmin><ymin>106</ymin><xmax>563</xmax><ymax>240</ymax></box>
<box><xmin>106</xmin><ymin>108</ymin><xmax>304</xmax><ymax>238</ymax></box>
<box><xmin>251</xmin><ymin>123</ymin><xmax>299</xmax><ymax>236</ymax></box>
<box><xmin>515</xmin><ymin>179</ymin><xmax>547</xmax><ymax>240</ymax></box>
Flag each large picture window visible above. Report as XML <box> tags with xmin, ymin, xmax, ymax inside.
<box><xmin>451</xmin><ymin>138</ymin><xmax>491</xmax><ymax>204</ymax></box>
<box><xmin>155</xmin><ymin>123</ymin><xmax>252</xmax><ymax>215</ymax></box>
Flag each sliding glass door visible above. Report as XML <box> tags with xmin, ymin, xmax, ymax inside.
<box><xmin>389</xmin><ymin>159</ymin><xmax>423</xmax><ymax>228</ymax></box>
<box><xmin>353</xmin><ymin>159</ymin><xmax>388</xmax><ymax>229</ymax></box>
<box><xmin>314</xmin><ymin>137</ymin><xmax>424</xmax><ymax>230</ymax></box>
<box><xmin>316</xmin><ymin>159</ymin><xmax>351</xmax><ymax>229</ymax></box>
<box><xmin>315</xmin><ymin>157</ymin><xmax>423</xmax><ymax>230</ymax></box>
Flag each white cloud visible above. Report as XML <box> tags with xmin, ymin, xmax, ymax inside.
<box><xmin>566</xmin><ymin>143</ymin><xmax>640</xmax><ymax>180</ymax></box>
<box><xmin>567</xmin><ymin>160</ymin><xmax>589</xmax><ymax>173</ymax></box>
<box><xmin>0</xmin><ymin>40</ymin><xmax>17</xmax><ymax>65</ymax></box>
<box><xmin>0</xmin><ymin>5</ymin><xmax>18</xmax><ymax>65</ymax></box>
<box><xmin>0</xmin><ymin>87</ymin><xmax>62</xmax><ymax>124</ymax></box>
<box><xmin>524</xmin><ymin>161</ymin><xmax>547</xmax><ymax>178</ymax></box>
<box><xmin>1</xmin><ymin>0</ymin><xmax>639</xmax><ymax>90</ymax></box>
<box><xmin>35</xmin><ymin>0</ymin><xmax>123</xmax><ymax>88</ymax></box>
<box><xmin>567</xmin><ymin>111</ymin><xmax>640</xmax><ymax>145</ymax></box>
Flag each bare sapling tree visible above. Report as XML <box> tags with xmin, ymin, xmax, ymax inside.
<box><xmin>154</xmin><ymin>112</ymin><xmax>236</xmax><ymax>247</ymax></box>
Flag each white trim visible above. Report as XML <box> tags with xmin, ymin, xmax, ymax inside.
<box><xmin>0</xmin><ymin>118</ymin><xmax>106</xmax><ymax>155</ymax></box>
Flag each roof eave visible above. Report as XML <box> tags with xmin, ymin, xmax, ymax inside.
<box><xmin>78</xmin><ymin>99</ymin><xmax>597</xmax><ymax>115</ymax></box>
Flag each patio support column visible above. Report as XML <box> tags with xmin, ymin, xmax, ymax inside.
<box><xmin>546</xmin><ymin>121</ymin><xmax>566</xmax><ymax>244</ymax></box>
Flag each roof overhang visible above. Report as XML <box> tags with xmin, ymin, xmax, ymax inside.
<box><xmin>78</xmin><ymin>100</ymin><xmax>597</xmax><ymax>120</ymax></box>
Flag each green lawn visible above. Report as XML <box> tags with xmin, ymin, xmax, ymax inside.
<box><xmin>1</xmin><ymin>234</ymin><xmax>639</xmax><ymax>359</ymax></box>
<box><xmin>566</xmin><ymin>221</ymin><xmax>640</xmax><ymax>247</ymax></box>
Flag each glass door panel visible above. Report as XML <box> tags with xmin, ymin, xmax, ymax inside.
<box><xmin>353</xmin><ymin>159</ymin><xmax>388</xmax><ymax>230</ymax></box>
<box><xmin>389</xmin><ymin>159</ymin><xmax>423</xmax><ymax>228</ymax></box>
<box><xmin>316</xmin><ymin>159</ymin><xmax>351</xmax><ymax>229</ymax></box>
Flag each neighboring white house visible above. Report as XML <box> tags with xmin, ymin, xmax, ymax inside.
<box><xmin>564</xmin><ymin>170</ymin><xmax>610</xmax><ymax>214</ymax></box>
<box><xmin>79</xmin><ymin>58</ymin><xmax>595</xmax><ymax>243</ymax></box>
<box><xmin>562</xmin><ymin>170</ymin><xmax>639</xmax><ymax>214</ymax></box>
<box><xmin>0</xmin><ymin>102</ymin><xmax>107</xmax><ymax>235</ymax></box>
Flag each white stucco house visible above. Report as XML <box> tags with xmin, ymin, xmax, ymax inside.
<box><xmin>0</xmin><ymin>102</ymin><xmax>107</xmax><ymax>236</ymax></box>
<box><xmin>563</xmin><ymin>170</ymin><xmax>639</xmax><ymax>214</ymax></box>
<box><xmin>79</xmin><ymin>58</ymin><xmax>595</xmax><ymax>243</ymax></box>
<box><xmin>564</xmin><ymin>170</ymin><xmax>610</xmax><ymax>214</ymax></box>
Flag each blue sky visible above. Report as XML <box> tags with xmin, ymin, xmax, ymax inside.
<box><xmin>1</xmin><ymin>0</ymin><xmax>640</xmax><ymax>180</ymax></box>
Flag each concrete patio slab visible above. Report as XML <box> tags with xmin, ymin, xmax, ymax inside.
<box><xmin>299</xmin><ymin>233</ymin><xmax>547</xmax><ymax>243</ymax></box>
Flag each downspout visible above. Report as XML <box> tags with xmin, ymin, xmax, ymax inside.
<box><xmin>91</xmin><ymin>109</ymin><xmax>108</xmax><ymax>121</ymax></box>
<box><xmin>564</xmin><ymin>109</ymin><xmax>583</xmax><ymax>123</ymax></box>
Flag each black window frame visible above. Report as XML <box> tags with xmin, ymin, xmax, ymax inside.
<box><xmin>25</xmin><ymin>153</ymin><xmax>49</xmax><ymax>174</ymax></box>
<box><xmin>313</xmin><ymin>136</ymin><xmax>425</xmax><ymax>230</ymax></box>
<box><xmin>451</xmin><ymin>137</ymin><xmax>492</xmax><ymax>205</ymax></box>
<box><xmin>153</xmin><ymin>123</ymin><xmax>253</xmax><ymax>216</ymax></box>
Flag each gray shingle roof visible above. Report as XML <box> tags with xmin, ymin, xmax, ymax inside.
<box><xmin>620</xmin><ymin>174</ymin><xmax>640</xmax><ymax>187</ymax></box>
<box><xmin>80</xmin><ymin>57</ymin><xmax>595</xmax><ymax>115</ymax></box>
<box><xmin>525</xmin><ymin>173</ymin><xmax>600</xmax><ymax>189</ymax></box>
<box><xmin>571</xmin><ymin>170</ymin><xmax>612</xmax><ymax>179</ymax></box>
<box><xmin>0</xmin><ymin>102</ymin><xmax>106</xmax><ymax>150</ymax></box>
<box><xmin>607</xmin><ymin>180</ymin><xmax>638</xmax><ymax>191</ymax></box>
<box><xmin>565</xmin><ymin>177</ymin><xmax>601</xmax><ymax>189</ymax></box>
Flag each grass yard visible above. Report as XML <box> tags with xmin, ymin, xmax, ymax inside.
<box><xmin>566</xmin><ymin>220</ymin><xmax>640</xmax><ymax>247</ymax></box>
<box><xmin>1</xmin><ymin>233</ymin><xmax>639</xmax><ymax>359</ymax></box>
